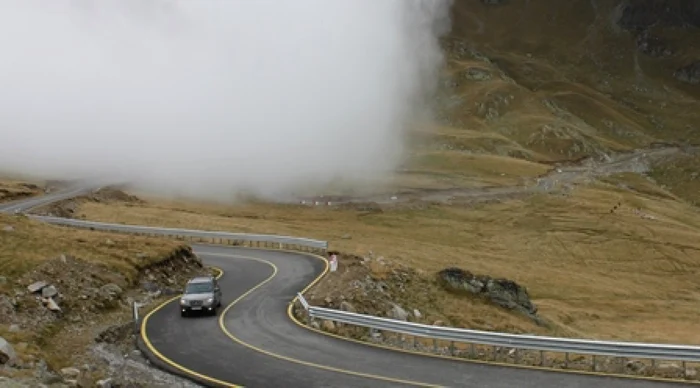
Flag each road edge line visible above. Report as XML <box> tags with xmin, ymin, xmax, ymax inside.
<box><xmin>138</xmin><ymin>267</ymin><xmax>243</xmax><ymax>388</ymax></box>
<box><xmin>213</xmin><ymin>253</ymin><xmax>441</xmax><ymax>388</ymax></box>
<box><xmin>282</xmin><ymin>251</ymin><xmax>700</xmax><ymax>386</ymax></box>
<box><xmin>205</xmin><ymin>244</ymin><xmax>698</xmax><ymax>384</ymax></box>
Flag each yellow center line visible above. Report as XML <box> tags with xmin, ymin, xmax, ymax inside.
<box><xmin>142</xmin><ymin>245</ymin><xmax>700</xmax><ymax>387</ymax></box>
<box><xmin>205</xmin><ymin>246</ymin><xmax>700</xmax><ymax>386</ymax></box>
<box><xmin>140</xmin><ymin>266</ymin><xmax>244</xmax><ymax>388</ymax></box>
<box><xmin>205</xmin><ymin>252</ymin><xmax>443</xmax><ymax>388</ymax></box>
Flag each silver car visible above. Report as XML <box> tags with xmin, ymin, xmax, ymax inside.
<box><xmin>179</xmin><ymin>276</ymin><xmax>222</xmax><ymax>317</ymax></box>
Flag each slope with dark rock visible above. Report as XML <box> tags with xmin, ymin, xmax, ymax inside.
<box><xmin>436</xmin><ymin>0</ymin><xmax>700</xmax><ymax>166</ymax></box>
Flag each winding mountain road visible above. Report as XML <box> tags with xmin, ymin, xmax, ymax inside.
<box><xmin>140</xmin><ymin>244</ymin><xmax>688</xmax><ymax>388</ymax></box>
<box><xmin>3</xmin><ymin>185</ymin><xmax>695</xmax><ymax>387</ymax></box>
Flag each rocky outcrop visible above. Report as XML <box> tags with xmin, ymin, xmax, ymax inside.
<box><xmin>635</xmin><ymin>32</ymin><xmax>674</xmax><ymax>58</ymax></box>
<box><xmin>674</xmin><ymin>61</ymin><xmax>700</xmax><ymax>84</ymax></box>
<box><xmin>0</xmin><ymin>246</ymin><xmax>209</xmax><ymax>387</ymax></box>
<box><xmin>437</xmin><ymin>267</ymin><xmax>541</xmax><ymax>323</ymax></box>
<box><xmin>618</xmin><ymin>0</ymin><xmax>700</xmax><ymax>31</ymax></box>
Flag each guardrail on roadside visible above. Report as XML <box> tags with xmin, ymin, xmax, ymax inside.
<box><xmin>132</xmin><ymin>301</ymin><xmax>146</xmax><ymax>333</ymax></box>
<box><xmin>295</xmin><ymin>294</ymin><xmax>700</xmax><ymax>378</ymax></box>
<box><xmin>27</xmin><ymin>213</ymin><xmax>700</xmax><ymax>379</ymax></box>
<box><xmin>29</xmin><ymin>215</ymin><xmax>329</xmax><ymax>254</ymax></box>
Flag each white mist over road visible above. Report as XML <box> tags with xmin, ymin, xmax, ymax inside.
<box><xmin>0</xmin><ymin>0</ymin><xmax>452</xmax><ymax>201</ymax></box>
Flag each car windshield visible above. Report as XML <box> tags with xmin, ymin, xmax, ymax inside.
<box><xmin>185</xmin><ymin>282</ymin><xmax>213</xmax><ymax>294</ymax></box>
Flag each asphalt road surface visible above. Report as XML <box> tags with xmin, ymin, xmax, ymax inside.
<box><xmin>4</xmin><ymin>190</ymin><xmax>695</xmax><ymax>387</ymax></box>
<box><xmin>0</xmin><ymin>183</ymin><xmax>100</xmax><ymax>214</ymax></box>
<box><xmin>141</xmin><ymin>244</ymin><xmax>691</xmax><ymax>388</ymax></box>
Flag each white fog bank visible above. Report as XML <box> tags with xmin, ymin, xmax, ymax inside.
<box><xmin>0</xmin><ymin>0</ymin><xmax>453</xmax><ymax>201</ymax></box>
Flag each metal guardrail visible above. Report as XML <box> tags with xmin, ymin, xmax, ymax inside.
<box><xmin>24</xmin><ymin>212</ymin><xmax>700</xmax><ymax>372</ymax></box>
<box><xmin>296</xmin><ymin>294</ymin><xmax>700</xmax><ymax>364</ymax></box>
<box><xmin>29</xmin><ymin>215</ymin><xmax>329</xmax><ymax>252</ymax></box>
<box><xmin>132</xmin><ymin>301</ymin><xmax>146</xmax><ymax>333</ymax></box>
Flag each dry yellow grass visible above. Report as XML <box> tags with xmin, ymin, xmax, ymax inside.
<box><xmin>650</xmin><ymin>154</ymin><xmax>700</xmax><ymax>206</ymax></box>
<box><xmin>0</xmin><ymin>179</ymin><xmax>43</xmax><ymax>203</ymax></box>
<box><xmin>75</xmin><ymin>176</ymin><xmax>700</xmax><ymax>344</ymax></box>
<box><xmin>437</xmin><ymin>1</ymin><xmax>700</xmax><ymax>163</ymax></box>
<box><xmin>0</xmin><ymin>211</ymin><xmax>195</xmax><ymax>375</ymax></box>
<box><xmin>0</xmin><ymin>213</ymin><xmax>185</xmax><ymax>285</ymax></box>
<box><xmin>5</xmin><ymin>0</ymin><xmax>700</xmax><ymax>354</ymax></box>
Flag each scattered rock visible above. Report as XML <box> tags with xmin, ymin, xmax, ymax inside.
<box><xmin>0</xmin><ymin>276</ymin><xmax>6</xmax><ymax>285</ymax></box>
<box><xmin>0</xmin><ymin>336</ymin><xmax>17</xmax><ymax>365</ymax></box>
<box><xmin>96</xmin><ymin>378</ymin><xmax>113</xmax><ymax>388</ymax></box>
<box><xmin>636</xmin><ymin>32</ymin><xmax>673</xmax><ymax>58</ymax></box>
<box><xmin>100</xmin><ymin>283</ymin><xmax>123</xmax><ymax>299</ymax></box>
<box><xmin>141</xmin><ymin>282</ymin><xmax>160</xmax><ymax>294</ymax></box>
<box><xmin>41</xmin><ymin>285</ymin><xmax>58</xmax><ymax>298</ymax></box>
<box><xmin>340</xmin><ymin>301</ymin><xmax>356</xmax><ymax>313</ymax></box>
<box><xmin>626</xmin><ymin>360</ymin><xmax>646</xmax><ymax>373</ymax></box>
<box><xmin>60</xmin><ymin>366</ymin><xmax>81</xmax><ymax>379</ymax></box>
<box><xmin>0</xmin><ymin>377</ymin><xmax>31</xmax><ymax>387</ymax></box>
<box><xmin>9</xmin><ymin>324</ymin><xmax>20</xmax><ymax>333</ymax></box>
<box><xmin>413</xmin><ymin>309</ymin><xmax>422</xmax><ymax>319</ymax></box>
<box><xmin>321</xmin><ymin>320</ymin><xmax>336</xmax><ymax>332</ymax></box>
<box><xmin>656</xmin><ymin>361</ymin><xmax>684</xmax><ymax>375</ymax></box>
<box><xmin>0</xmin><ymin>295</ymin><xmax>17</xmax><ymax>319</ymax></box>
<box><xmin>464</xmin><ymin>67</ymin><xmax>492</xmax><ymax>81</ymax></box>
<box><xmin>43</xmin><ymin>297</ymin><xmax>61</xmax><ymax>312</ymax></box>
<box><xmin>389</xmin><ymin>304</ymin><xmax>409</xmax><ymax>321</ymax></box>
<box><xmin>674</xmin><ymin>61</ymin><xmax>700</xmax><ymax>85</ymax></box>
<box><xmin>2</xmin><ymin>225</ymin><xmax>13</xmax><ymax>232</ymax></box>
<box><xmin>27</xmin><ymin>281</ymin><xmax>48</xmax><ymax>294</ymax></box>
<box><xmin>341</xmin><ymin>234</ymin><xmax>352</xmax><ymax>239</ymax></box>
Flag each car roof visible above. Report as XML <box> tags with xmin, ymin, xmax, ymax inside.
<box><xmin>188</xmin><ymin>276</ymin><xmax>214</xmax><ymax>284</ymax></box>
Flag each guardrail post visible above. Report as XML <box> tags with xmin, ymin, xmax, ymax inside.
<box><xmin>469</xmin><ymin>343</ymin><xmax>475</xmax><ymax>359</ymax></box>
<box><xmin>683</xmin><ymin>361</ymin><xmax>687</xmax><ymax>378</ymax></box>
<box><xmin>449</xmin><ymin>341</ymin><xmax>455</xmax><ymax>356</ymax></box>
<box><xmin>132</xmin><ymin>301</ymin><xmax>145</xmax><ymax>333</ymax></box>
<box><xmin>432</xmin><ymin>338</ymin><xmax>437</xmax><ymax>354</ymax></box>
<box><xmin>564</xmin><ymin>352</ymin><xmax>569</xmax><ymax>369</ymax></box>
<box><xmin>592</xmin><ymin>355</ymin><xmax>596</xmax><ymax>371</ymax></box>
<box><xmin>514</xmin><ymin>348</ymin><xmax>520</xmax><ymax>364</ymax></box>
<box><xmin>540</xmin><ymin>351</ymin><xmax>545</xmax><ymax>366</ymax></box>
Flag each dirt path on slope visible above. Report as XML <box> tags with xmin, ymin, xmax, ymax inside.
<box><xmin>290</xmin><ymin>145</ymin><xmax>697</xmax><ymax>207</ymax></box>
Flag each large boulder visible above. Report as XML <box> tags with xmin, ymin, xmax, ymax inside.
<box><xmin>0</xmin><ymin>336</ymin><xmax>17</xmax><ymax>365</ymax></box>
<box><xmin>437</xmin><ymin>267</ymin><xmax>538</xmax><ymax>318</ymax></box>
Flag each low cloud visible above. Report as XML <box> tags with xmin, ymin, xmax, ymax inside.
<box><xmin>0</xmin><ymin>0</ymin><xmax>453</xmax><ymax>201</ymax></box>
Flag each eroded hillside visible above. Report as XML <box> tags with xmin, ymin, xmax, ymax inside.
<box><xmin>425</xmin><ymin>0</ymin><xmax>699</xmax><ymax>201</ymax></box>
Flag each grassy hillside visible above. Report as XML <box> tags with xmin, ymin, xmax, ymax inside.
<box><xmin>21</xmin><ymin>0</ymin><xmax>700</xmax><ymax>345</ymax></box>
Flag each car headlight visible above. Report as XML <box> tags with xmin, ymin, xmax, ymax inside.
<box><xmin>180</xmin><ymin>299</ymin><xmax>187</xmax><ymax>305</ymax></box>
<box><xmin>206</xmin><ymin>298</ymin><xmax>213</xmax><ymax>304</ymax></box>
